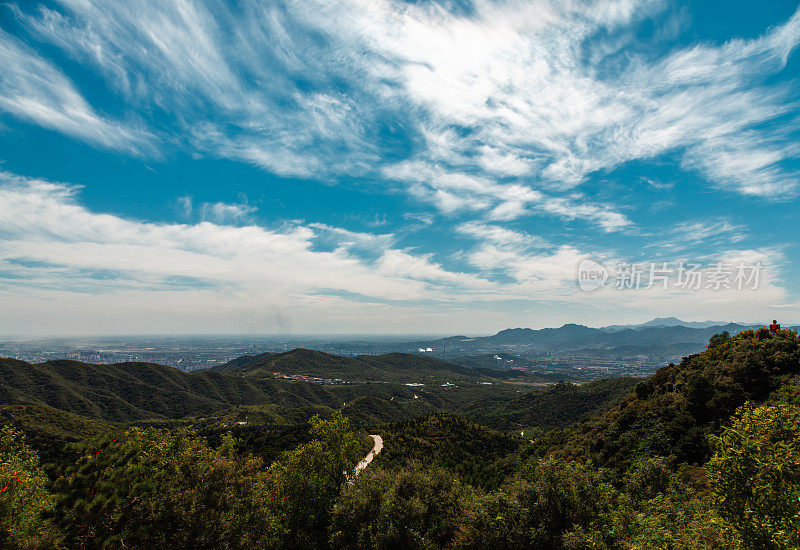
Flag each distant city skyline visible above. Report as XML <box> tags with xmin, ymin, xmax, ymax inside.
<box><xmin>3</xmin><ymin>318</ymin><xmax>789</xmax><ymax>379</ymax></box>
<box><xmin>2</xmin><ymin>1</ymin><xmax>800</xmax><ymax>335</ymax></box>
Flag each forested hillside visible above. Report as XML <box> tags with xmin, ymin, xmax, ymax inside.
<box><xmin>1</xmin><ymin>329</ymin><xmax>799</xmax><ymax>548</ymax></box>
<box><xmin>215</xmin><ymin>348</ymin><xmax>491</xmax><ymax>382</ymax></box>
<box><xmin>543</xmin><ymin>328</ymin><xmax>800</xmax><ymax>470</ymax></box>
<box><xmin>0</xmin><ymin>352</ymin><xmax>629</xmax><ymax>431</ymax></box>
<box><xmin>463</xmin><ymin>377</ymin><xmax>638</xmax><ymax>431</ymax></box>
<box><xmin>0</xmin><ymin>357</ymin><xmax>357</xmax><ymax>422</ymax></box>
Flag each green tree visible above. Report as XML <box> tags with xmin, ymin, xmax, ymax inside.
<box><xmin>267</xmin><ymin>411</ymin><xmax>365</xmax><ymax>549</ymax></box>
<box><xmin>331</xmin><ymin>464</ymin><xmax>474</xmax><ymax>549</ymax></box>
<box><xmin>512</xmin><ymin>458</ymin><xmax>619</xmax><ymax>549</ymax></box>
<box><xmin>0</xmin><ymin>425</ymin><xmax>59</xmax><ymax>549</ymax></box>
<box><xmin>52</xmin><ymin>427</ymin><xmax>276</xmax><ymax>549</ymax></box>
<box><xmin>709</xmin><ymin>402</ymin><xmax>800</xmax><ymax>549</ymax></box>
<box><xmin>614</xmin><ymin>463</ymin><xmax>736</xmax><ymax>550</ymax></box>
<box><xmin>708</xmin><ymin>331</ymin><xmax>731</xmax><ymax>349</ymax></box>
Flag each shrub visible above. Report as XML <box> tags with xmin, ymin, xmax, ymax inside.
<box><xmin>0</xmin><ymin>425</ymin><xmax>58</xmax><ymax>549</ymax></box>
<box><xmin>331</xmin><ymin>464</ymin><xmax>473</xmax><ymax>549</ymax></box>
<box><xmin>52</xmin><ymin>427</ymin><xmax>275</xmax><ymax>548</ymax></box>
<box><xmin>709</xmin><ymin>402</ymin><xmax>800</xmax><ymax>549</ymax></box>
<box><xmin>267</xmin><ymin>411</ymin><xmax>365</xmax><ymax>549</ymax></box>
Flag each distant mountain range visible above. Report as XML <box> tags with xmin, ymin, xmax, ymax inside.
<box><xmin>399</xmin><ymin>319</ymin><xmax>796</xmax><ymax>361</ymax></box>
<box><xmin>600</xmin><ymin>317</ymin><xmax>730</xmax><ymax>331</ymax></box>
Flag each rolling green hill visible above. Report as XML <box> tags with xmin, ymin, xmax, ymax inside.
<box><xmin>214</xmin><ymin>348</ymin><xmax>489</xmax><ymax>383</ymax></box>
<box><xmin>463</xmin><ymin>377</ymin><xmax>640</xmax><ymax>432</ymax></box>
<box><xmin>541</xmin><ymin>329</ymin><xmax>800</xmax><ymax>471</ymax></box>
<box><xmin>0</xmin><ymin>357</ymin><xmax>351</xmax><ymax>422</ymax></box>
<box><xmin>1</xmin><ymin>349</ymin><xmax>636</xmax><ymax>439</ymax></box>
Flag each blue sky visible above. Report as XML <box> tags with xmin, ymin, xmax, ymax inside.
<box><xmin>1</xmin><ymin>0</ymin><xmax>800</xmax><ymax>336</ymax></box>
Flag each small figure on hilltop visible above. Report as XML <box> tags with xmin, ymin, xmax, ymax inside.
<box><xmin>770</xmin><ymin>320</ymin><xmax>781</xmax><ymax>334</ymax></box>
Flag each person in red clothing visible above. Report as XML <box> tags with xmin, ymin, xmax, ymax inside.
<box><xmin>769</xmin><ymin>320</ymin><xmax>781</xmax><ymax>333</ymax></box>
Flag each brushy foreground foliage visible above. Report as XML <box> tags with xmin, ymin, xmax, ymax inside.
<box><xmin>0</xmin><ymin>425</ymin><xmax>59</xmax><ymax>549</ymax></box>
<box><xmin>1</xmin><ymin>329</ymin><xmax>798</xmax><ymax>548</ymax></box>
<box><xmin>709</xmin><ymin>400</ymin><xmax>800</xmax><ymax>549</ymax></box>
<box><xmin>51</xmin><ymin>427</ymin><xmax>275</xmax><ymax>548</ymax></box>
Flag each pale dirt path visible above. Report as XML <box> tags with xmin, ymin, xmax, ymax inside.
<box><xmin>354</xmin><ymin>434</ymin><xmax>383</xmax><ymax>474</ymax></box>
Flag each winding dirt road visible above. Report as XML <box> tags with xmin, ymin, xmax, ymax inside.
<box><xmin>354</xmin><ymin>434</ymin><xmax>383</xmax><ymax>475</ymax></box>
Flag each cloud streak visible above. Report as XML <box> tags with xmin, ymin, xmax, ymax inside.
<box><xmin>8</xmin><ymin>0</ymin><xmax>799</xmax><ymax>232</ymax></box>
<box><xmin>1</xmin><ymin>2</ymin><xmax>799</xmax><ymax>332</ymax></box>
<box><xmin>0</xmin><ymin>172</ymin><xmax>495</xmax><ymax>305</ymax></box>
<box><xmin>0</xmin><ymin>28</ymin><xmax>152</xmax><ymax>153</ymax></box>
<box><xmin>0</xmin><ymin>170</ymin><xmax>791</xmax><ymax>333</ymax></box>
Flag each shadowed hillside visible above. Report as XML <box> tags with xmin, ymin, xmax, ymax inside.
<box><xmin>214</xmin><ymin>348</ymin><xmax>486</xmax><ymax>383</ymax></box>
<box><xmin>464</xmin><ymin>377</ymin><xmax>640</xmax><ymax>431</ymax></box>
<box><xmin>375</xmin><ymin>412</ymin><xmax>521</xmax><ymax>489</ymax></box>
<box><xmin>0</xmin><ymin>357</ymin><xmax>350</xmax><ymax>422</ymax></box>
<box><xmin>541</xmin><ymin>328</ymin><xmax>800</xmax><ymax>470</ymax></box>
<box><xmin>1</xmin><ymin>350</ymin><xmax>636</xmax><ymax>437</ymax></box>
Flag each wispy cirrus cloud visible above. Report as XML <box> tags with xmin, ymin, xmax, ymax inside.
<box><xmin>308</xmin><ymin>223</ymin><xmax>396</xmax><ymax>255</ymax></box>
<box><xmin>9</xmin><ymin>0</ymin><xmax>800</xmax><ymax>235</ymax></box>
<box><xmin>671</xmin><ymin>220</ymin><xmax>747</xmax><ymax>244</ymax></box>
<box><xmin>0</xmin><ymin>28</ymin><xmax>153</xmax><ymax>153</ymax></box>
<box><xmin>385</xmin><ymin>160</ymin><xmax>632</xmax><ymax>230</ymax></box>
<box><xmin>13</xmin><ymin>0</ymin><xmax>383</xmax><ymax>178</ymax></box>
<box><xmin>1</xmin><ymin>1</ymin><xmax>800</xmax><ymax>333</ymax></box>
<box><xmin>455</xmin><ymin>221</ymin><xmax>544</xmax><ymax>247</ymax></box>
<box><xmin>640</xmin><ymin>219</ymin><xmax>749</xmax><ymax>255</ymax></box>
<box><xmin>353</xmin><ymin>0</ymin><xmax>800</xmax><ymax>209</ymax></box>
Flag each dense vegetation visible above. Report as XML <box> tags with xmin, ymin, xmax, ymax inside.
<box><xmin>214</xmin><ymin>348</ymin><xmax>490</xmax><ymax>383</ymax></box>
<box><xmin>1</xmin><ymin>328</ymin><xmax>799</xmax><ymax>548</ymax></box>
<box><xmin>463</xmin><ymin>377</ymin><xmax>639</xmax><ymax>432</ymax></box>
<box><xmin>377</xmin><ymin>414</ymin><xmax>520</xmax><ymax>489</ymax></box>
<box><xmin>0</xmin><ymin>351</ymin><xmax>630</xmax><ymax>442</ymax></box>
<box><xmin>542</xmin><ymin>328</ymin><xmax>800</xmax><ymax>471</ymax></box>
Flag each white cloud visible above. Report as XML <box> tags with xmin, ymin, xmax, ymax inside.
<box><xmin>456</xmin><ymin>221</ymin><xmax>544</xmax><ymax>247</ymax></box>
<box><xmin>376</xmin><ymin>249</ymin><xmax>494</xmax><ymax>290</ymax></box>
<box><xmin>362</xmin><ymin>0</ymin><xmax>800</xmax><ymax>201</ymax></box>
<box><xmin>386</xmin><ymin>161</ymin><xmax>632</xmax><ymax>230</ymax></box>
<box><xmin>0</xmin><ymin>28</ymin><xmax>152</xmax><ymax>153</ymax></box>
<box><xmin>198</xmin><ymin>202</ymin><xmax>257</xmax><ymax>225</ymax></box>
<box><xmin>0</xmin><ymin>171</ymin><xmax>793</xmax><ymax>333</ymax></box>
<box><xmin>468</xmin><ymin>244</ymin><xmax>597</xmax><ymax>293</ymax></box>
<box><xmin>681</xmin><ymin>132</ymin><xmax>800</xmax><ymax>197</ymax></box>
<box><xmin>455</xmin><ymin>219</ymin><xmax>595</xmax><ymax>293</ymax></box>
<box><xmin>178</xmin><ymin>195</ymin><xmax>257</xmax><ymax>225</ymax></box>
<box><xmin>308</xmin><ymin>223</ymin><xmax>396</xmax><ymax>253</ymax></box>
<box><xmin>10</xmin><ymin>0</ymin><xmax>800</xmax><ymax>233</ymax></box>
<box><xmin>0</xmin><ymin>172</ymin><xmax>499</xmax><ymax>308</ymax></box>
<box><xmin>177</xmin><ymin>196</ymin><xmax>193</xmax><ymax>217</ymax></box>
<box><xmin>670</xmin><ymin>220</ymin><xmax>746</xmax><ymax>244</ymax></box>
